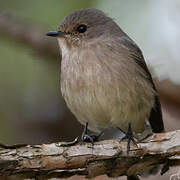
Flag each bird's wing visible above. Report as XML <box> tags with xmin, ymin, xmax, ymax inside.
<box><xmin>119</xmin><ymin>36</ymin><xmax>164</xmax><ymax>133</ymax></box>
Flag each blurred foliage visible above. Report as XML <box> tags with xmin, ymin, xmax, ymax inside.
<box><xmin>0</xmin><ymin>0</ymin><xmax>95</xmax><ymax>26</ymax></box>
<box><xmin>0</xmin><ymin>0</ymin><xmax>97</xmax><ymax>143</ymax></box>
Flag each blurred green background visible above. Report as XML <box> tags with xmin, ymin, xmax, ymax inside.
<box><xmin>0</xmin><ymin>0</ymin><xmax>98</xmax><ymax>144</ymax></box>
<box><xmin>0</xmin><ymin>0</ymin><xmax>180</xmax><ymax>147</ymax></box>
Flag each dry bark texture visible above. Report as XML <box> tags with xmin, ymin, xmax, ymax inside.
<box><xmin>0</xmin><ymin>130</ymin><xmax>179</xmax><ymax>179</ymax></box>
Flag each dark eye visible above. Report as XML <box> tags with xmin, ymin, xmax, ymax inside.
<box><xmin>77</xmin><ymin>24</ymin><xmax>87</xmax><ymax>33</ymax></box>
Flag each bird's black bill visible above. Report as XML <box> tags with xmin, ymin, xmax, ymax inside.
<box><xmin>46</xmin><ymin>31</ymin><xmax>65</xmax><ymax>37</ymax></box>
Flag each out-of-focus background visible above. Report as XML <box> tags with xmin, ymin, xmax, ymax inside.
<box><xmin>0</xmin><ymin>0</ymin><xmax>180</xmax><ymax>179</ymax></box>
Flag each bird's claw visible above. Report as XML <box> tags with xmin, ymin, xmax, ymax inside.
<box><xmin>121</xmin><ymin>123</ymin><xmax>138</xmax><ymax>154</ymax></box>
<box><xmin>81</xmin><ymin>133</ymin><xmax>98</xmax><ymax>144</ymax></box>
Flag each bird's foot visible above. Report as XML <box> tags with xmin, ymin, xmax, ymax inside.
<box><xmin>120</xmin><ymin>123</ymin><xmax>138</xmax><ymax>154</ymax></box>
<box><xmin>81</xmin><ymin>122</ymin><xmax>99</xmax><ymax>144</ymax></box>
<box><xmin>56</xmin><ymin>122</ymin><xmax>102</xmax><ymax>147</ymax></box>
<box><xmin>81</xmin><ymin>133</ymin><xmax>98</xmax><ymax>144</ymax></box>
<box><xmin>81</xmin><ymin>122</ymin><xmax>103</xmax><ymax>144</ymax></box>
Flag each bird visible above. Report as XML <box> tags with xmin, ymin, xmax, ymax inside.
<box><xmin>46</xmin><ymin>8</ymin><xmax>164</xmax><ymax>151</ymax></box>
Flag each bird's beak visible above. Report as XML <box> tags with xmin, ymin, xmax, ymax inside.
<box><xmin>46</xmin><ymin>31</ymin><xmax>66</xmax><ymax>37</ymax></box>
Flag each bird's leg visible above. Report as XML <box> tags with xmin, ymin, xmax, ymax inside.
<box><xmin>56</xmin><ymin>123</ymin><xmax>103</xmax><ymax>147</ymax></box>
<box><xmin>81</xmin><ymin>122</ymin><xmax>102</xmax><ymax>144</ymax></box>
<box><xmin>118</xmin><ymin>123</ymin><xmax>138</xmax><ymax>154</ymax></box>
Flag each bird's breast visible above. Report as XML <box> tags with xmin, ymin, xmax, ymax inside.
<box><xmin>60</xmin><ymin>43</ymin><xmax>155</xmax><ymax>133</ymax></box>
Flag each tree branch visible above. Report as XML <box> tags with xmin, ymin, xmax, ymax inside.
<box><xmin>0</xmin><ymin>130</ymin><xmax>179</xmax><ymax>179</ymax></box>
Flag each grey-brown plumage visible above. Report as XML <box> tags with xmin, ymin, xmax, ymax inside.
<box><xmin>47</xmin><ymin>8</ymin><xmax>164</xmax><ymax>138</ymax></box>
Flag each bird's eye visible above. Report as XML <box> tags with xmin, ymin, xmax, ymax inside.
<box><xmin>77</xmin><ymin>24</ymin><xmax>87</xmax><ymax>33</ymax></box>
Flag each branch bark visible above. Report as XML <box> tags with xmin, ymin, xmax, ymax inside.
<box><xmin>0</xmin><ymin>130</ymin><xmax>179</xmax><ymax>179</ymax></box>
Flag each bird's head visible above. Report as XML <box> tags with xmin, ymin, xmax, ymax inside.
<box><xmin>46</xmin><ymin>8</ymin><xmax>122</xmax><ymax>48</ymax></box>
